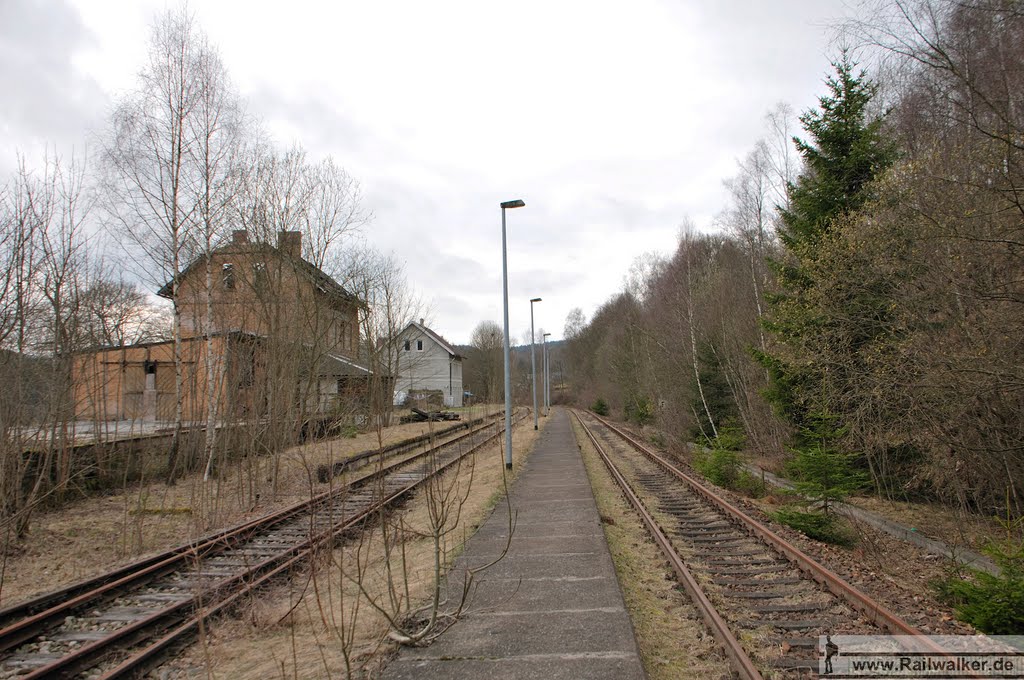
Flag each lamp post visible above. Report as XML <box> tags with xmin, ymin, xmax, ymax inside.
<box><xmin>529</xmin><ymin>297</ymin><xmax>542</xmax><ymax>430</ymax></box>
<box><xmin>543</xmin><ymin>332</ymin><xmax>552</xmax><ymax>415</ymax></box>
<box><xmin>500</xmin><ymin>199</ymin><xmax>525</xmax><ymax>469</ymax></box>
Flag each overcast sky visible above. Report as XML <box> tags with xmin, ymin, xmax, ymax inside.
<box><xmin>1</xmin><ymin>0</ymin><xmax>856</xmax><ymax>345</ymax></box>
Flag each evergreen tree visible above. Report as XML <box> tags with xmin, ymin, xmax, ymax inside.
<box><xmin>788</xmin><ymin>408</ymin><xmax>866</xmax><ymax>514</ymax></box>
<box><xmin>779</xmin><ymin>54</ymin><xmax>896</xmax><ymax>252</ymax></box>
<box><xmin>690</xmin><ymin>342</ymin><xmax>738</xmax><ymax>443</ymax></box>
<box><xmin>756</xmin><ymin>54</ymin><xmax>897</xmax><ymax>438</ymax></box>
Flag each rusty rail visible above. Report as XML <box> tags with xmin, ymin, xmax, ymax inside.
<box><xmin>0</xmin><ymin>411</ymin><xmax>524</xmax><ymax>678</ymax></box>
<box><xmin>573</xmin><ymin>411</ymin><xmax>764</xmax><ymax>680</ymax></box>
<box><xmin>588</xmin><ymin>411</ymin><xmax>949</xmax><ymax>656</ymax></box>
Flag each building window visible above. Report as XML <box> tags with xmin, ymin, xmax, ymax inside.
<box><xmin>416</xmin><ymin>340</ymin><xmax>423</xmax><ymax>351</ymax></box>
<box><xmin>404</xmin><ymin>340</ymin><xmax>410</xmax><ymax>351</ymax></box>
<box><xmin>253</xmin><ymin>261</ymin><xmax>267</xmax><ymax>289</ymax></box>
<box><xmin>222</xmin><ymin>263</ymin><xmax>235</xmax><ymax>290</ymax></box>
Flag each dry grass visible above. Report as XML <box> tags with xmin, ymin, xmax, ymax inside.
<box><xmin>570</xmin><ymin>415</ymin><xmax>725</xmax><ymax>680</ymax></box>
<box><xmin>0</xmin><ymin>405</ymin><xmax>501</xmax><ymax>608</ymax></box>
<box><xmin>157</xmin><ymin>413</ymin><xmax>543</xmax><ymax>679</ymax></box>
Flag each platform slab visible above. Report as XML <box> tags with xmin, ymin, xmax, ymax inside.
<box><xmin>380</xmin><ymin>408</ymin><xmax>646</xmax><ymax>680</ymax></box>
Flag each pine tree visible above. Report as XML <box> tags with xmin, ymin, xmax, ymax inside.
<box><xmin>779</xmin><ymin>54</ymin><xmax>896</xmax><ymax>253</ymax></box>
<box><xmin>756</xmin><ymin>54</ymin><xmax>897</xmax><ymax>438</ymax></box>
<box><xmin>788</xmin><ymin>408</ymin><xmax>866</xmax><ymax>514</ymax></box>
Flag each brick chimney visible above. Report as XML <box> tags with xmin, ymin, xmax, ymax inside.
<box><xmin>231</xmin><ymin>230</ymin><xmax>249</xmax><ymax>244</ymax></box>
<box><xmin>278</xmin><ymin>231</ymin><xmax>302</xmax><ymax>258</ymax></box>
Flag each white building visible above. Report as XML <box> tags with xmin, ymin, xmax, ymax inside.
<box><xmin>393</xmin><ymin>320</ymin><xmax>464</xmax><ymax>407</ymax></box>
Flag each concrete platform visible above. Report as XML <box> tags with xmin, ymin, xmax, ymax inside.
<box><xmin>382</xmin><ymin>408</ymin><xmax>646</xmax><ymax>680</ymax></box>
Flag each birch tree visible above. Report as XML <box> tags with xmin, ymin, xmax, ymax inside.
<box><xmin>102</xmin><ymin>7</ymin><xmax>204</xmax><ymax>482</ymax></box>
<box><xmin>103</xmin><ymin>8</ymin><xmax>251</xmax><ymax>482</ymax></box>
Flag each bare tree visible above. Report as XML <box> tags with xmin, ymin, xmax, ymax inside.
<box><xmin>344</xmin><ymin>246</ymin><xmax>422</xmax><ymax>429</ymax></box>
<box><xmin>468</xmin><ymin>320</ymin><xmax>503</xmax><ymax>403</ymax></box>
<box><xmin>0</xmin><ymin>150</ymin><xmax>93</xmax><ymax>534</ymax></box>
<box><xmin>102</xmin><ymin>7</ymin><xmax>206</xmax><ymax>482</ymax></box>
<box><xmin>78</xmin><ymin>273</ymin><xmax>167</xmax><ymax>348</ymax></box>
<box><xmin>187</xmin><ymin>28</ymin><xmax>249</xmax><ymax>481</ymax></box>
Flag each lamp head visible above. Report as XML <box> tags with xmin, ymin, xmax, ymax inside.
<box><xmin>500</xmin><ymin>199</ymin><xmax>526</xmax><ymax>209</ymax></box>
<box><xmin>530</xmin><ymin>297</ymin><xmax>542</xmax><ymax>303</ymax></box>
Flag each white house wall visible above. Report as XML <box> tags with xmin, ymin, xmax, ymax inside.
<box><xmin>395</xmin><ymin>330</ymin><xmax>463</xmax><ymax>407</ymax></box>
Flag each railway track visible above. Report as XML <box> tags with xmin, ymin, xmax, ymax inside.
<box><xmin>0</xmin><ymin>411</ymin><xmax>523</xmax><ymax>679</ymax></box>
<box><xmin>573</xmin><ymin>410</ymin><xmax>944</xmax><ymax>679</ymax></box>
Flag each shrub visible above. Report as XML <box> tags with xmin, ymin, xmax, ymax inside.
<box><xmin>591</xmin><ymin>398</ymin><xmax>609</xmax><ymax>416</ymax></box>
<box><xmin>694</xmin><ymin>446</ymin><xmax>740</xmax><ymax>489</ymax></box>
<box><xmin>735</xmin><ymin>471</ymin><xmax>767</xmax><ymax>498</ymax></box>
<box><xmin>786</xmin><ymin>409</ymin><xmax>866</xmax><ymax>515</ymax></box>
<box><xmin>692</xmin><ymin>428</ymin><xmax>765</xmax><ymax>497</ymax></box>
<box><xmin>624</xmin><ymin>394</ymin><xmax>654</xmax><ymax>426</ymax></box>
<box><xmin>771</xmin><ymin>507</ymin><xmax>856</xmax><ymax>546</ymax></box>
<box><xmin>933</xmin><ymin>532</ymin><xmax>1024</xmax><ymax>633</ymax></box>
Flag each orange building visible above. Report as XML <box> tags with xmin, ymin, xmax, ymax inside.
<box><xmin>73</xmin><ymin>231</ymin><xmax>370</xmax><ymax>424</ymax></box>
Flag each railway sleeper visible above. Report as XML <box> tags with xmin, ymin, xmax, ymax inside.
<box><xmin>713</xmin><ymin>576</ymin><xmax>802</xmax><ymax>587</ymax></box>
<box><xmin>2</xmin><ymin>652</ymin><xmax>66</xmax><ymax>669</ymax></box>
<box><xmin>749</xmin><ymin>603</ymin><xmax>824</xmax><ymax>613</ymax></box>
<box><xmin>722</xmin><ymin>590</ymin><xmax>803</xmax><ymax>599</ymax></box>
<box><xmin>679</xmin><ymin>535</ymin><xmax>750</xmax><ymax>545</ymax></box>
<box><xmin>703</xmin><ymin>556</ymin><xmax>779</xmax><ymax>566</ymax></box>
<box><xmin>739</xmin><ymin>619</ymin><xmax>827</xmax><ymax>630</ymax></box>
<box><xmin>130</xmin><ymin>594</ymin><xmax>193</xmax><ymax>604</ymax></box>
<box><xmin>49</xmin><ymin>631</ymin><xmax>111</xmax><ymax>642</ymax></box>
<box><xmin>708</xmin><ymin>565</ymin><xmax>789</xmax><ymax>576</ymax></box>
<box><xmin>90</xmin><ymin>607</ymin><xmax>154</xmax><ymax>623</ymax></box>
<box><xmin>673</xmin><ymin>524</ymin><xmax>735</xmax><ymax>534</ymax></box>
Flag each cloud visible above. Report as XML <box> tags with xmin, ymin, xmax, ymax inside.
<box><xmin>6</xmin><ymin>0</ymin><xmax>857</xmax><ymax>347</ymax></box>
<box><xmin>0</xmin><ymin>0</ymin><xmax>107</xmax><ymax>172</ymax></box>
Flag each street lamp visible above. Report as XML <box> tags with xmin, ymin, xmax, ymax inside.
<box><xmin>530</xmin><ymin>297</ymin><xmax>542</xmax><ymax>430</ymax></box>
<box><xmin>500</xmin><ymin>199</ymin><xmax>525</xmax><ymax>469</ymax></box>
<box><xmin>543</xmin><ymin>332</ymin><xmax>552</xmax><ymax>415</ymax></box>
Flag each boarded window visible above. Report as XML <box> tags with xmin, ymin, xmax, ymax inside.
<box><xmin>253</xmin><ymin>261</ymin><xmax>267</xmax><ymax>289</ymax></box>
<box><xmin>124</xmin><ymin>364</ymin><xmax>145</xmax><ymax>394</ymax></box>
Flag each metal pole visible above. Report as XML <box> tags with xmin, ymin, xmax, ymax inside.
<box><xmin>530</xmin><ymin>299</ymin><xmax>538</xmax><ymax>430</ymax></box>
<box><xmin>543</xmin><ymin>332</ymin><xmax>552</xmax><ymax>415</ymax></box>
<box><xmin>501</xmin><ymin>207</ymin><xmax>513</xmax><ymax>469</ymax></box>
<box><xmin>545</xmin><ymin>337</ymin><xmax>549</xmax><ymax>412</ymax></box>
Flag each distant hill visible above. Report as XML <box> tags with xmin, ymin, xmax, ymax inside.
<box><xmin>455</xmin><ymin>340</ymin><xmax>564</xmax><ymax>357</ymax></box>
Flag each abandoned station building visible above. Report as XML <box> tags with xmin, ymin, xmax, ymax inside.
<box><xmin>392</xmin><ymin>319</ymin><xmax>464</xmax><ymax>408</ymax></box>
<box><xmin>72</xmin><ymin>230</ymin><xmax>372</xmax><ymax>424</ymax></box>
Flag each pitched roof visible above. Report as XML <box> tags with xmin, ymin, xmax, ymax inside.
<box><xmin>156</xmin><ymin>241</ymin><xmax>363</xmax><ymax>308</ymax></box>
<box><xmin>318</xmin><ymin>351</ymin><xmax>373</xmax><ymax>377</ymax></box>
<box><xmin>402</xmin><ymin>321</ymin><xmax>463</xmax><ymax>359</ymax></box>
